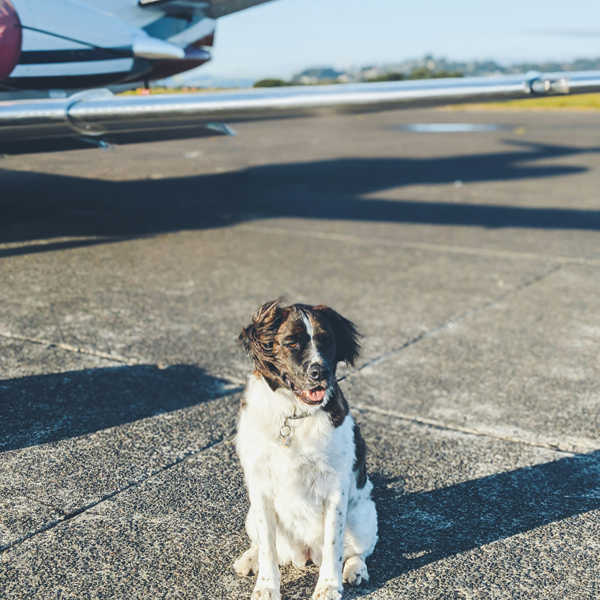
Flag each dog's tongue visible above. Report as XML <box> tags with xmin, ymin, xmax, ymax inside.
<box><xmin>304</xmin><ymin>387</ymin><xmax>326</xmax><ymax>403</ymax></box>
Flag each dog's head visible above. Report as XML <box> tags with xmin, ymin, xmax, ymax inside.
<box><xmin>239</xmin><ymin>300</ymin><xmax>360</xmax><ymax>407</ymax></box>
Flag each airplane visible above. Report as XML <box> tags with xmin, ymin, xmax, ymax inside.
<box><xmin>1</xmin><ymin>0</ymin><xmax>600</xmax><ymax>155</ymax></box>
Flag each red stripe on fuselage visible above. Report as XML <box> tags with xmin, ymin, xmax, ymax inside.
<box><xmin>190</xmin><ymin>31</ymin><xmax>215</xmax><ymax>48</ymax></box>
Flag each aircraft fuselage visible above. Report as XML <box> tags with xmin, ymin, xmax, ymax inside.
<box><xmin>0</xmin><ymin>0</ymin><xmax>215</xmax><ymax>90</ymax></box>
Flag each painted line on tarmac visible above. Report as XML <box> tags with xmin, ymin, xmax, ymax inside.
<box><xmin>0</xmin><ymin>330</ymin><xmax>140</xmax><ymax>366</ymax></box>
<box><xmin>0</xmin><ymin>235</ymin><xmax>148</xmax><ymax>259</ymax></box>
<box><xmin>238</xmin><ymin>224</ymin><xmax>600</xmax><ymax>267</ymax></box>
<box><xmin>0</xmin><ymin>330</ymin><xmax>249</xmax><ymax>389</ymax></box>
<box><xmin>0</xmin><ymin>236</ymin><xmax>103</xmax><ymax>251</ymax></box>
<box><xmin>353</xmin><ymin>405</ymin><xmax>598</xmax><ymax>455</ymax></box>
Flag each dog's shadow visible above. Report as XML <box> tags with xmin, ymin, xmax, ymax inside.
<box><xmin>229</xmin><ymin>453</ymin><xmax>600</xmax><ymax>598</ymax></box>
<box><xmin>340</xmin><ymin>452</ymin><xmax>600</xmax><ymax>596</ymax></box>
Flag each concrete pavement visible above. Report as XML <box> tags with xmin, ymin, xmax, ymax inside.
<box><xmin>0</xmin><ymin>108</ymin><xmax>599</xmax><ymax>599</ymax></box>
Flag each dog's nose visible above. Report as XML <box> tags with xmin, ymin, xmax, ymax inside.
<box><xmin>308</xmin><ymin>363</ymin><xmax>330</xmax><ymax>382</ymax></box>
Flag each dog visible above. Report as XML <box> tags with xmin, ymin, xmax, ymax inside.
<box><xmin>234</xmin><ymin>300</ymin><xmax>378</xmax><ymax>600</ymax></box>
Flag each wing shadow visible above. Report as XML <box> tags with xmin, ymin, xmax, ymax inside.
<box><xmin>1</xmin><ymin>140</ymin><xmax>600</xmax><ymax>257</ymax></box>
<box><xmin>0</xmin><ymin>364</ymin><xmax>239</xmax><ymax>452</ymax></box>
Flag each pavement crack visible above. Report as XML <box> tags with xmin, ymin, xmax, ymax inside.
<box><xmin>0</xmin><ymin>434</ymin><xmax>232</xmax><ymax>555</ymax></box>
<box><xmin>19</xmin><ymin>494</ymin><xmax>68</xmax><ymax>517</ymax></box>
<box><xmin>341</xmin><ymin>263</ymin><xmax>562</xmax><ymax>379</ymax></box>
<box><xmin>239</xmin><ymin>225</ymin><xmax>600</xmax><ymax>267</ymax></box>
<box><xmin>342</xmin><ymin>263</ymin><xmax>600</xmax><ymax>455</ymax></box>
<box><xmin>0</xmin><ymin>330</ymin><xmax>141</xmax><ymax>366</ymax></box>
<box><xmin>352</xmin><ymin>404</ymin><xmax>594</xmax><ymax>454</ymax></box>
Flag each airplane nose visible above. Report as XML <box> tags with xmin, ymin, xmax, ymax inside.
<box><xmin>0</xmin><ymin>0</ymin><xmax>22</xmax><ymax>81</ymax></box>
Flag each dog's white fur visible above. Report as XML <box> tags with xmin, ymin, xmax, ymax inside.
<box><xmin>235</xmin><ymin>374</ymin><xmax>378</xmax><ymax>600</ymax></box>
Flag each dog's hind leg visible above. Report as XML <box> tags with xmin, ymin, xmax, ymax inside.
<box><xmin>276</xmin><ymin>532</ymin><xmax>309</xmax><ymax>569</ymax></box>
<box><xmin>235</xmin><ymin>509</ymin><xmax>259</xmax><ymax>576</ymax></box>
<box><xmin>234</xmin><ymin>544</ymin><xmax>259</xmax><ymax>576</ymax></box>
<box><xmin>342</xmin><ymin>483</ymin><xmax>378</xmax><ymax>586</ymax></box>
<box><xmin>342</xmin><ymin>555</ymin><xmax>369</xmax><ymax>586</ymax></box>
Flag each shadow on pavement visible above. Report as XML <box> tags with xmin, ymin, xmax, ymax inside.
<box><xmin>0</xmin><ymin>364</ymin><xmax>238</xmax><ymax>453</ymax></box>
<box><xmin>354</xmin><ymin>451</ymin><xmax>600</xmax><ymax>594</ymax></box>
<box><xmin>1</xmin><ymin>140</ymin><xmax>600</xmax><ymax>257</ymax></box>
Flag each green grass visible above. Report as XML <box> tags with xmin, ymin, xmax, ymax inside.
<box><xmin>449</xmin><ymin>92</ymin><xmax>600</xmax><ymax>111</ymax></box>
<box><xmin>118</xmin><ymin>86</ymin><xmax>231</xmax><ymax>95</ymax></box>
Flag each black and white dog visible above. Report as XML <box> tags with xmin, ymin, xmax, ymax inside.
<box><xmin>234</xmin><ymin>300</ymin><xmax>377</xmax><ymax>600</ymax></box>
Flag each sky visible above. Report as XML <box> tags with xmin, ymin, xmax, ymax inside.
<box><xmin>196</xmin><ymin>0</ymin><xmax>600</xmax><ymax>80</ymax></box>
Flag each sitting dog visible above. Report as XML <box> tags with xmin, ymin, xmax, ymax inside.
<box><xmin>234</xmin><ymin>300</ymin><xmax>378</xmax><ymax>600</ymax></box>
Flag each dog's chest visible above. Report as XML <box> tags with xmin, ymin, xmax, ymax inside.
<box><xmin>237</xmin><ymin>376</ymin><xmax>352</xmax><ymax>517</ymax></box>
<box><xmin>240</xmin><ymin>418</ymin><xmax>345</xmax><ymax>503</ymax></box>
<box><xmin>264</xmin><ymin>437</ymin><xmax>337</xmax><ymax>498</ymax></box>
<box><xmin>257</xmin><ymin>428</ymin><xmax>344</xmax><ymax>536</ymax></box>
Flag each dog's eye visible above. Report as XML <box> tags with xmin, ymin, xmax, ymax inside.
<box><xmin>287</xmin><ymin>342</ymin><xmax>298</xmax><ymax>349</ymax></box>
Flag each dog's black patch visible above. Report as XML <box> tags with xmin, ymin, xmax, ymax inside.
<box><xmin>353</xmin><ymin>421</ymin><xmax>367</xmax><ymax>489</ymax></box>
<box><xmin>313</xmin><ymin>305</ymin><xmax>361</xmax><ymax>367</ymax></box>
<box><xmin>324</xmin><ymin>385</ymin><xmax>349</xmax><ymax>428</ymax></box>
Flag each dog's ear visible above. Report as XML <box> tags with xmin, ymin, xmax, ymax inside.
<box><xmin>314</xmin><ymin>305</ymin><xmax>361</xmax><ymax>367</ymax></box>
<box><xmin>239</xmin><ymin>299</ymin><xmax>284</xmax><ymax>377</ymax></box>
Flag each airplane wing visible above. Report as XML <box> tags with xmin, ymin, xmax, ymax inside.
<box><xmin>138</xmin><ymin>0</ymin><xmax>275</xmax><ymax>18</ymax></box>
<box><xmin>1</xmin><ymin>69</ymin><xmax>600</xmax><ymax>154</ymax></box>
<box><xmin>203</xmin><ymin>0</ymin><xmax>278</xmax><ymax>18</ymax></box>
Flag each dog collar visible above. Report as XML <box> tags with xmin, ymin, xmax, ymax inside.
<box><xmin>279</xmin><ymin>409</ymin><xmax>312</xmax><ymax>448</ymax></box>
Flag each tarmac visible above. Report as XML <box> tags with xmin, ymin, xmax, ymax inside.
<box><xmin>0</xmin><ymin>107</ymin><xmax>599</xmax><ymax>599</ymax></box>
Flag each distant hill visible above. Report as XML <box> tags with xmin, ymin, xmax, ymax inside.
<box><xmin>290</xmin><ymin>67</ymin><xmax>346</xmax><ymax>84</ymax></box>
<box><xmin>156</xmin><ymin>55</ymin><xmax>600</xmax><ymax>89</ymax></box>
<box><xmin>158</xmin><ymin>74</ymin><xmax>256</xmax><ymax>89</ymax></box>
<box><xmin>288</xmin><ymin>56</ymin><xmax>600</xmax><ymax>84</ymax></box>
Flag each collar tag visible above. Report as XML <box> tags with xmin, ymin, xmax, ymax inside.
<box><xmin>278</xmin><ymin>409</ymin><xmax>312</xmax><ymax>447</ymax></box>
<box><xmin>279</xmin><ymin>420</ymin><xmax>292</xmax><ymax>448</ymax></box>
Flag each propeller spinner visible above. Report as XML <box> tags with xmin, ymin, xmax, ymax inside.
<box><xmin>0</xmin><ymin>0</ymin><xmax>21</xmax><ymax>80</ymax></box>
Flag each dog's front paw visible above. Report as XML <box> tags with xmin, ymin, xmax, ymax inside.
<box><xmin>311</xmin><ymin>585</ymin><xmax>342</xmax><ymax>600</ymax></box>
<box><xmin>251</xmin><ymin>588</ymin><xmax>281</xmax><ymax>600</ymax></box>
<box><xmin>234</xmin><ymin>546</ymin><xmax>259</xmax><ymax>576</ymax></box>
<box><xmin>342</xmin><ymin>556</ymin><xmax>369</xmax><ymax>586</ymax></box>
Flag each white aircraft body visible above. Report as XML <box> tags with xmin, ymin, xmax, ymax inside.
<box><xmin>1</xmin><ymin>0</ymin><xmax>600</xmax><ymax>154</ymax></box>
<box><xmin>0</xmin><ymin>0</ymin><xmax>232</xmax><ymax>90</ymax></box>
